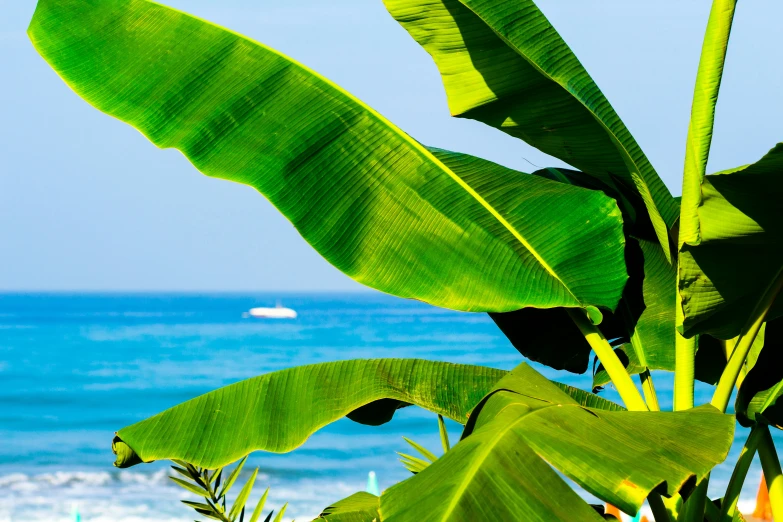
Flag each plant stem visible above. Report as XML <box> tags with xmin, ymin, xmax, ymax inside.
<box><xmin>629</xmin><ymin>334</ymin><xmax>660</xmax><ymax>411</ymax></box>
<box><xmin>719</xmin><ymin>336</ymin><xmax>750</xmax><ymax>389</ymax></box>
<box><xmin>437</xmin><ymin>414</ymin><xmax>450</xmax><ymax>452</ymax></box>
<box><xmin>679</xmin><ymin>0</ymin><xmax>738</xmax><ymax>246</ymax></box>
<box><xmin>567</xmin><ymin>309</ymin><xmax>647</xmax><ymax>411</ymax></box>
<box><xmin>639</xmin><ymin>369</ymin><xmax>660</xmax><ymax>411</ymax></box>
<box><xmin>201</xmin><ymin>468</ymin><xmax>231</xmax><ymax>522</ymax></box>
<box><xmin>676</xmin><ymin>0</ymin><xmax>738</xmax><ymax>414</ymax></box>
<box><xmin>711</xmin><ymin>266</ymin><xmax>783</xmax><ymax>412</ymax></box>
<box><xmin>758</xmin><ymin>425</ymin><xmax>783</xmax><ymax>521</ymax></box>
<box><xmin>674</xmin><ymin>292</ymin><xmax>696</xmax><ymax>411</ymax></box>
<box><xmin>719</xmin><ymin>425</ymin><xmax>763</xmax><ymax>522</ymax></box>
<box><xmin>680</xmin><ymin>479</ymin><xmax>709</xmax><ymax>522</ymax></box>
<box><xmin>704</xmin><ymin>500</ymin><xmax>720</xmax><ymax>522</ymax></box>
<box><xmin>648</xmin><ymin>492</ymin><xmax>673</xmax><ymax>522</ymax></box>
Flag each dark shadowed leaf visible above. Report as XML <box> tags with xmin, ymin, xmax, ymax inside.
<box><xmin>737</xmin><ymin>320</ymin><xmax>783</xmax><ymax>428</ymax></box>
<box><xmin>489</xmin><ymin>307</ymin><xmax>600</xmax><ymax>373</ymax></box>
<box><xmin>679</xmin><ymin>144</ymin><xmax>783</xmax><ymax>338</ymax></box>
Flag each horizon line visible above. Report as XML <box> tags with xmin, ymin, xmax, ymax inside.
<box><xmin>0</xmin><ymin>288</ymin><xmax>376</xmax><ymax>295</ymax></box>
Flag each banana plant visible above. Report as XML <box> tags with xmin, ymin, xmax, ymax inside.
<box><xmin>27</xmin><ymin>0</ymin><xmax>783</xmax><ymax>521</ymax></box>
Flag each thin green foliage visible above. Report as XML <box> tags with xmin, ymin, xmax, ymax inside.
<box><xmin>401</xmin><ymin>438</ymin><xmax>437</xmax><ymax>463</ymax></box>
<box><xmin>168</xmin><ymin>458</ymin><xmax>284</xmax><ymax>522</ymax></box>
<box><xmin>437</xmin><ymin>415</ymin><xmax>450</xmax><ymax>452</ymax></box>
<box><xmin>397</xmin><ymin>415</ymin><xmax>452</xmax><ymax>475</ymax></box>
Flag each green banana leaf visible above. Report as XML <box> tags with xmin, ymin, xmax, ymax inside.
<box><xmin>28</xmin><ymin>0</ymin><xmax>628</xmax><ymax>318</ymax></box>
<box><xmin>315</xmin><ymin>492</ymin><xmax>379</xmax><ymax>522</ymax></box>
<box><xmin>382</xmin><ymin>411</ymin><xmax>608</xmax><ymax>522</ymax></box>
<box><xmin>533</xmin><ymin>167</ymin><xmax>660</xmax><ymax>242</ymax></box>
<box><xmin>381</xmin><ymin>364</ymin><xmax>734</xmax><ymax>520</ymax></box>
<box><xmin>552</xmin><ymin>381</ymin><xmax>624</xmax><ymax>412</ymax></box>
<box><xmin>679</xmin><ymin>143</ymin><xmax>783</xmax><ymax>338</ymax></box>
<box><xmin>384</xmin><ymin>0</ymin><xmax>678</xmax><ymax>258</ymax></box>
<box><xmin>737</xmin><ymin>319</ymin><xmax>783</xmax><ymax>428</ymax></box>
<box><xmin>112</xmin><ymin>358</ymin><xmax>623</xmax><ymax>470</ymax></box>
<box><xmin>493</xmin><ymin>167</ymin><xmax>675</xmax><ymax>376</ymax></box>
<box><xmin>111</xmin><ymin>359</ymin><xmax>505</xmax><ymax>468</ymax></box>
<box><xmin>544</xmin><ymin>169</ymin><xmax>677</xmax><ymax>377</ymax></box>
<box><xmin>625</xmin><ymin>238</ymin><xmax>677</xmax><ymax>371</ymax></box>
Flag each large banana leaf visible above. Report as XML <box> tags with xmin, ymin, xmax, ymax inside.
<box><xmin>679</xmin><ymin>144</ymin><xmax>783</xmax><ymax>338</ymax></box>
<box><xmin>493</xmin><ymin>167</ymin><xmax>675</xmax><ymax>376</ymax></box>
<box><xmin>382</xmin><ymin>411</ymin><xmax>608</xmax><ymax>522</ymax></box>
<box><xmin>111</xmin><ymin>359</ymin><xmax>623</xmax><ymax>470</ymax></box>
<box><xmin>315</xmin><ymin>492</ymin><xmax>379</xmax><ymax>522</ymax></box>
<box><xmin>381</xmin><ymin>364</ymin><xmax>734</xmax><ymax>520</ymax></box>
<box><xmin>29</xmin><ymin>0</ymin><xmax>627</xmax><ymax>317</ymax></box>
<box><xmin>533</xmin><ymin>168</ymin><xmax>660</xmax><ymax>242</ymax></box>
<box><xmin>540</xmin><ymin>169</ymin><xmax>677</xmax><ymax>376</ymax></box>
<box><xmin>112</xmin><ymin>359</ymin><xmax>504</xmax><ymax>468</ymax></box>
<box><xmin>384</xmin><ymin>0</ymin><xmax>678</xmax><ymax>257</ymax></box>
<box><xmin>628</xmin><ymin>238</ymin><xmax>677</xmax><ymax>366</ymax></box>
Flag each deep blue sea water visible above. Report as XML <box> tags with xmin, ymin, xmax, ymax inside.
<box><xmin>0</xmin><ymin>293</ymin><xmax>776</xmax><ymax>521</ymax></box>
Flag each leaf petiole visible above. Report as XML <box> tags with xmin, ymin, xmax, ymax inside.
<box><xmin>711</xmin><ymin>266</ymin><xmax>783</xmax><ymax>412</ymax></box>
<box><xmin>758</xmin><ymin>426</ymin><xmax>783</xmax><ymax>522</ymax></box>
<box><xmin>718</xmin><ymin>425</ymin><xmax>763</xmax><ymax>521</ymax></box>
<box><xmin>567</xmin><ymin>309</ymin><xmax>648</xmax><ymax>412</ymax></box>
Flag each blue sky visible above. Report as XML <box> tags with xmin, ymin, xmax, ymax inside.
<box><xmin>2</xmin><ymin>0</ymin><xmax>781</xmax><ymax>291</ymax></box>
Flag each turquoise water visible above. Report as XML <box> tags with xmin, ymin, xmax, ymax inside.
<box><xmin>0</xmin><ymin>293</ymin><xmax>775</xmax><ymax>521</ymax></box>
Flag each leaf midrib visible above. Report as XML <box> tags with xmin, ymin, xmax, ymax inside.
<box><xmin>438</xmin><ymin>403</ymin><xmax>530</xmax><ymax>521</ymax></box>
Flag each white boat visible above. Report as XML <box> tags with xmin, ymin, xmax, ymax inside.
<box><xmin>247</xmin><ymin>303</ymin><xmax>297</xmax><ymax>319</ymax></box>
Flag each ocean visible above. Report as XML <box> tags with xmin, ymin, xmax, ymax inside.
<box><xmin>0</xmin><ymin>293</ymin><xmax>776</xmax><ymax>521</ymax></box>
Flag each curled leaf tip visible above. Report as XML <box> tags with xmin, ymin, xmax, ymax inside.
<box><xmin>112</xmin><ymin>435</ymin><xmax>144</xmax><ymax>468</ymax></box>
<box><xmin>585</xmin><ymin>306</ymin><xmax>603</xmax><ymax>326</ymax></box>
